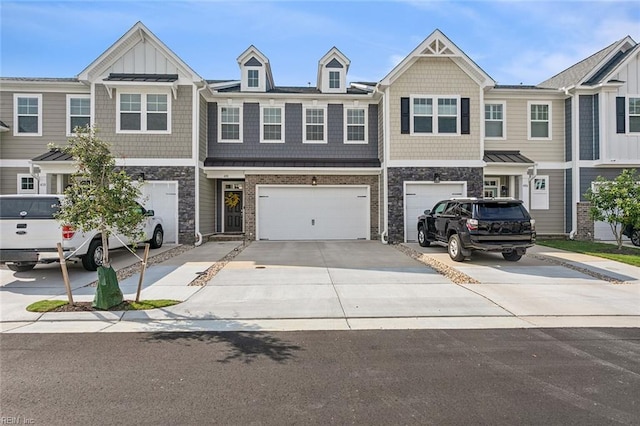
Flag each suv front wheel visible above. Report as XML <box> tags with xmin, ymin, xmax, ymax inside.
<box><xmin>502</xmin><ymin>251</ymin><xmax>522</xmax><ymax>262</ymax></box>
<box><xmin>418</xmin><ymin>226</ymin><xmax>430</xmax><ymax>247</ymax></box>
<box><xmin>448</xmin><ymin>234</ymin><xmax>466</xmax><ymax>262</ymax></box>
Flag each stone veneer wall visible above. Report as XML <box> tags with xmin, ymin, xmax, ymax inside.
<box><xmin>387</xmin><ymin>167</ymin><xmax>483</xmax><ymax>243</ymax></box>
<box><xmin>243</xmin><ymin>174</ymin><xmax>380</xmax><ymax>241</ymax></box>
<box><xmin>123</xmin><ymin>166</ymin><xmax>196</xmax><ymax>244</ymax></box>
<box><xmin>576</xmin><ymin>201</ymin><xmax>594</xmax><ymax>241</ymax></box>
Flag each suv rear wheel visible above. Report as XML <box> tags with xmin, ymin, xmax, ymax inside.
<box><xmin>631</xmin><ymin>230</ymin><xmax>640</xmax><ymax>247</ymax></box>
<box><xmin>417</xmin><ymin>226</ymin><xmax>430</xmax><ymax>247</ymax></box>
<box><xmin>448</xmin><ymin>234</ymin><xmax>466</xmax><ymax>262</ymax></box>
<box><xmin>502</xmin><ymin>251</ymin><xmax>522</xmax><ymax>262</ymax></box>
<box><xmin>7</xmin><ymin>263</ymin><xmax>36</xmax><ymax>272</ymax></box>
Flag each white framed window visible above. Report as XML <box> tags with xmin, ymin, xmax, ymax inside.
<box><xmin>17</xmin><ymin>174</ymin><xmax>37</xmax><ymax>194</ymax></box>
<box><xmin>260</xmin><ymin>106</ymin><xmax>284</xmax><ymax>143</ymax></box>
<box><xmin>528</xmin><ymin>101</ymin><xmax>551</xmax><ymax>140</ymax></box>
<box><xmin>531</xmin><ymin>175</ymin><xmax>549</xmax><ymax>210</ymax></box>
<box><xmin>410</xmin><ymin>95</ymin><xmax>459</xmax><ymax>135</ymax></box>
<box><xmin>304</xmin><ymin>106</ymin><xmax>326</xmax><ymax>143</ymax></box>
<box><xmin>329</xmin><ymin>71</ymin><xmax>340</xmax><ymax>89</ymax></box>
<box><xmin>219</xmin><ymin>105</ymin><xmax>242</xmax><ymax>143</ymax></box>
<box><xmin>14</xmin><ymin>94</ymin><xmax>42</xmax><ymax>136</ymax></box>
<box><xmin>484</xmin><ymin>102</ymin><xmax>505</xmax><ymax>139</ymax></box>
<box><xmin>629</xmin><ymin>96</ymin><xmax>640</xmax><ymax>133</ymax></box>
<box><xmin>248</xmin><ymin>69</ymin><xmax>259</xmax><ymax>88</ymax></box>
<box><xmin>116</xmin><ymin>91</ymin><xmax>170</xmax><ymax>134</ymax></box>
<box><xmin>344</xmin><ymin>107</ymin><xmax>367</xmax><ymax>144</ymax></box>
<box><xmin>67</xmin><ymin>94</ymin><xmax>91</xmax><ymax>135</ymax></box>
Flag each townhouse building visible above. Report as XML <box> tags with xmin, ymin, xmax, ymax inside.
<box><xmin>1</xmin><ymin>22</ymin><xmax>637</xmax><ymax>245</ymax></box>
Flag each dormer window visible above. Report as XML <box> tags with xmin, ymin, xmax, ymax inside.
<box><xmin>329</xmin><ymin>71</ymin><xmax>340</xmax><ymax>89</ymax></box>
<box><xmin>317</xmin><ymin>47</ymin><xmax>350</xmax><ymax>93</ymax></box>
<box><xmin>248</xmin><ymin>69</ymin><xmax>259</xmax><ymax>88</ymax></box>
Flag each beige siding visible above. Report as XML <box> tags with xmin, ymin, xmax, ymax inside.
<box><xmin>529</xmin><ymin>168</ymin><xmax>565</xmax><ymax>233</ymax></box>
<box><xmin>484</xmin><ymin>96</ymin><xmax>565</xmax><ymax>163</ymax></box>
<box><xmin>0</xmin><ymin>91</ymin><xmax>78</xmax><ymax>160</ymax></box>
<box><xmin>198</xmin><ymin>172</ymin><xmax>216</xmax><ymax>235</ymax></box>
<box><xmin>94</xmin><ymin>84</ymin><xmax>192</xmax><ymax>158</ymax></box>
<box><xmin>389</xmin><ymin>57</ymin><xmax>482</xmax><ymax>161</ymax></box>
<box><xmin>0</xmin><ymin>167</ymin><xmax>29</xmax><ymax>194</ymax></box>
<box><xmin>377</xmin><ymin>98</ymin><xmax>384</xmax><ymax>163</ymax></box>
<box><xmin>198</xmin><ymin>95</ymin><xmax>208</xmax><ymax>162</ymax></box>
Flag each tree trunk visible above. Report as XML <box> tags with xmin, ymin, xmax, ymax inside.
<box><xmin>101</xmin><ymin>228</ymin><xmax>110</xmax><ymax>267</ymax></box>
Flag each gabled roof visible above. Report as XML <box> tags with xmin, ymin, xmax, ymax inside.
<box><xmin>538</xmin><ymin>36</ymin><xmax>637</xmax><ymax>89</ymax></box>
<box><xmin>77</xmin><ymin>21</ymin><xmax>203</xmax><ymax>84</ymax></box>
<box><xmin>317</xmin><ymin>47</ymin><xmax>350</xmax><ymax>88</ymax></box>
<box><xmin>379</xmin><ymin>29</ymin><xmax>494</xmax><ymax>88</ymax></box>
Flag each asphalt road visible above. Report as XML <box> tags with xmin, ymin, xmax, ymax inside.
<box><xmin>1</xmin><ymin>328</ymin><xmax>638</xmax><ymax>425</ymax></box>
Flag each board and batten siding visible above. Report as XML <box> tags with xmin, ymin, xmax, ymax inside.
<box><xmin>0</xmin><ymin>91</ymin><xmax>80</xmax><ymax>160</ymax></box>
<box><xmin>606</xmin><ymin>54</ymin><xmax>640</xmax><ymax>161</ymax></box>
<box><xmin>388</xmin><ymin>57</ymin><xmax>481</xmax><ymax>161</ymax></box>
<box><xmin>529</xmin><ymin>168</ymin><xmax>565</xmax><ymax>234</ymax></box>
<box><xmin>94</xmin><ymin>84</ymin><xmax>192</xmax><ymax>159</ymax></box>
<box><xmin>483</xmin><ymin>96</ymin><xmax>565</xmax><ymax>163</ymax></box>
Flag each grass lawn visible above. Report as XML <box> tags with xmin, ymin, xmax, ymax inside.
<box><xmin>27</xmin><ymin>299</ymin><xmax>180</xmax><ymax>313</ymax></box>
<box><xmin>536</xmin><ymin>240</ymin><xmax>640</xmax><ymax>267</ymax></box>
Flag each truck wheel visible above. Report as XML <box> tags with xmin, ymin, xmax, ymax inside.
<box><xmin>502</xmin><ymin>251</ymin><xmax>522</xmax><ymax>261</ymax></box>
<box><xmin>7</xmin><ymin>263</ymin><xmax>36</xmax><ymax>272</ymax></box>
<box><xmin>149</xmin><ymin>226</ymin><xmax>164</xmax><ymax>249</ymax></box>
<box><xmin>448</xmin><ymin>234</ymin><xmax>466</xmax><ymax>262</ymax></box>
<box><xmin>82</xmin><ymin>239</ymin><xmax>104</xmax><ymax>271</ymax></box>
<box><xmin>418</xmin><ymin>226</ymin><xmax>430</xmax><ymax>247</ymax></box>
<box><xmin>631</xmin><ymin>230</ymin><xmax>640</xmax><ymax>247</ymax></box>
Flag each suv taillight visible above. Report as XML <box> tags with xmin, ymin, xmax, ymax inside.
<box><xmin>466</xmin><ymin>218</ymin><xmax>478</xmax><ymax>231</ymax></box>
<box><xmin>62</xmin><ymin>225</ymin><xmax>75</xmax><ymax>240</ymax></box>
<box><xmin>530</xmin><ymin>219</ymin><xmax>536</xmax><ymax>231</ymax></box>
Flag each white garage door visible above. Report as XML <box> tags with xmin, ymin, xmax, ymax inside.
<box><xmin>594</xmin><ymin>220</ymin><xmax>631</xmax><ymax>242</ymax></box>
<box><xmin>257</xmin><ymin>186</ymin><xmax>369</xmax><ymax>240</ymax></box>
<box><xmin>404</xmin><ymin>182</ymin><xmax>466</xmax><ymax>242</ymax></box>
<box><xmin>141</xmin><ymin>181</ymin><xmax>178</xmax><ymax>244</ymax></box>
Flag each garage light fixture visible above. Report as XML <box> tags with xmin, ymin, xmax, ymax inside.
<box><xmin>434</xmin><ymin>173</ymin><xmax>440</xmax><ymax>184</ymax></box>
<box><xmin>311</xmin><ymin>176</ymin><xmax>318</xmax><ymax>186</ymax></box>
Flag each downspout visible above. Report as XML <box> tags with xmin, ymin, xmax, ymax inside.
<box><xmin>193</xmin><ymin>82</ymin><xmax>209</xmax><ymax>247</ymax></box>
<box><xmin>563</xmin><ymin>86</ymin><xmax>579</xmax><ymax>239</ymax></box>
<box><xmin>381</xmin><ymin>85</ymin><xmax>390</xmax><ymax>244</ymax></box>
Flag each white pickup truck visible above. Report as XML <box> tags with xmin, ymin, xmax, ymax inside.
<box><xmin>0</xmin><ymin>194</ymin><xmax>164</xmax><ymax>272</ymax></box>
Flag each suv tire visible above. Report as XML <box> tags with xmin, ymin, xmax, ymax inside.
<box><xmin>448</xmin><ymin>234</ymin><xmax>466</xmax><ymax>262</ymax></box>
<box><xmin>418</xmin><ymin>226</ymin><xmax>430</xmax><ymax>247</ymax></box>
<box><xmin>502</xmin><ymin>251</ymin><xmax>522</xmax><ymax>262</ymax></box>
<box><xmin>631</xmin><ymin>230</ymin><xmax>640</xmax><ymax>247</ymax></box>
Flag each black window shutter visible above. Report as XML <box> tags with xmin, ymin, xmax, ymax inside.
<box><xmin>401</xmin><ymin>97</ymin><xmax>410</xmax><ymax>134</ymax></box>
<box><xmin>616</xmin><ymin>97</ymin><xmax>625</xmax><ymax>134</ymax></box>
<box><xmin>461</xmin><ymin>97</ymin><xmax>470</xmax><ymax>134</ymax></box>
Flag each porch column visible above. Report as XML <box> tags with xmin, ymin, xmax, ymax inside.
<box><xmin>38</xmin><ymin>173</ymin><xmax>51</xmax><ymax>194</ymax></box>
<box><xmin>521</xmin><ymin>172</ymin><xmax>530</xmax><ymax>210</ymax></box>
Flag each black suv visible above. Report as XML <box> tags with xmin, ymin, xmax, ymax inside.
<box><xmin>417</xmin><ymin>198</ymin><xmax>536</xmax><ymax>262</ymax></box>
<box><xmin>623</xmin><ymin>224</ymin><xmax>640</xmax><ymax>247</ymax></box>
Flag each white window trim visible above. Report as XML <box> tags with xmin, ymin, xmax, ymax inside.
<box><xmin>410</xmin><ymin>95</ymin><xmax>460</xmax><ymax>136</ymax></box>
<box><xmin>116</xmin><ymin>89</ymin><xmax>172</xmax><ymax>134</ymax></box>
<box><xmin>627</xmin><ymin>95</ymin><xmax>640</xmax><ymax>134</ymax></box>
<box><xmin>484</xmin><ymin>101</ymin><xmax>506</xmax><ymax>140</ymax></box>
<box><xmin>243</xmin><ymin>66</ymin><xmax>265</xmax><ymax>92</ymax></box>
<box><xmin>218</xmin><ymin>103</ymin><xmax>243</xmax><ymax>143</ymax></box>
<box><xmin>17</xmin><ymin>173</ymin><xmax>37</xmax><ymax>194</ymax></box>
<box><xmin>66</xmin><ymin>94</ymin><xmax>91</xmax><ymax>136</ymax></box>
<box><xmin>322</xmin><ymin>69</ymin><xmax>345</xmax><ymax>93</ymax></box>
<box><xmin>260</xmin><ymin>104</ymin><xmax>285</xmax><ymax>143</ymax></box>
<box><xmin>531</xmin><ymin>175</ymin><xmax>549</xmax><ymax>210</ymax></box>
<box><xmin>527</xmin><ymin>101</ymin><xmax>552</xmax><ymax>140</ymax></box>
<box><xmin>344</xmin><ymin>106</ymin><xmax>368</xmax><ymax>144</ymax></box>
<box><xmin>303</xmin><ymin>105</ymin><xmax>328</xmax><ymax>144</ymax></box>
<box><xmin>13</xmin><ymin>94</ymin><xmax>43</xmax><ymax>137</ymax></box>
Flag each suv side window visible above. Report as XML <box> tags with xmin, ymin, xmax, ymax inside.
<box><xmin>459</xmin><ymin>202</ymin><xmax>472</xmax><ymax>218</ymax></box>
<box><xmin>443</xmin><ymin>202</ymin><xmax>458</xmax><ymax>215</ymax></box>
<box><xmin>432</xmin><ymin>202</ymin><xmax>448</xmax><ymax>215</ymax></box>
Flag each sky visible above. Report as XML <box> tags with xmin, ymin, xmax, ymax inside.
<box><xmin>1</xmin><ymin>1</ymin><xmax>639</xmax><ymax>87</ymax></box>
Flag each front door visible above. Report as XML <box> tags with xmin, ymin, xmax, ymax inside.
<box><xmin>224</xmin><ymin>190</ymin><xmax>243</xmax><ymax>233</ymax></box>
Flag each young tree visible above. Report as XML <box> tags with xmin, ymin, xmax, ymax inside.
<box><xmin>54</xmin><ymin>126</ymin><xmax>146</xmax><ymax>308</ymax></box>
<box><xmin>585</xmin><ymin>169</ymin><xmax>640</xmax><ymax>249</ymax></box>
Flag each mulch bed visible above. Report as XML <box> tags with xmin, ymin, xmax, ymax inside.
<box><xmin>49</xmin><ymin>301</ymin><xmax>141</xmax><ymax>312</ymax></box>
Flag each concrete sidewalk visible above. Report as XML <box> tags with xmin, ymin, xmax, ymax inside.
<box><xmin>1</xmin><ymin>241</ymin><xmax>639</xmax><ymax>333</ymax></box>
